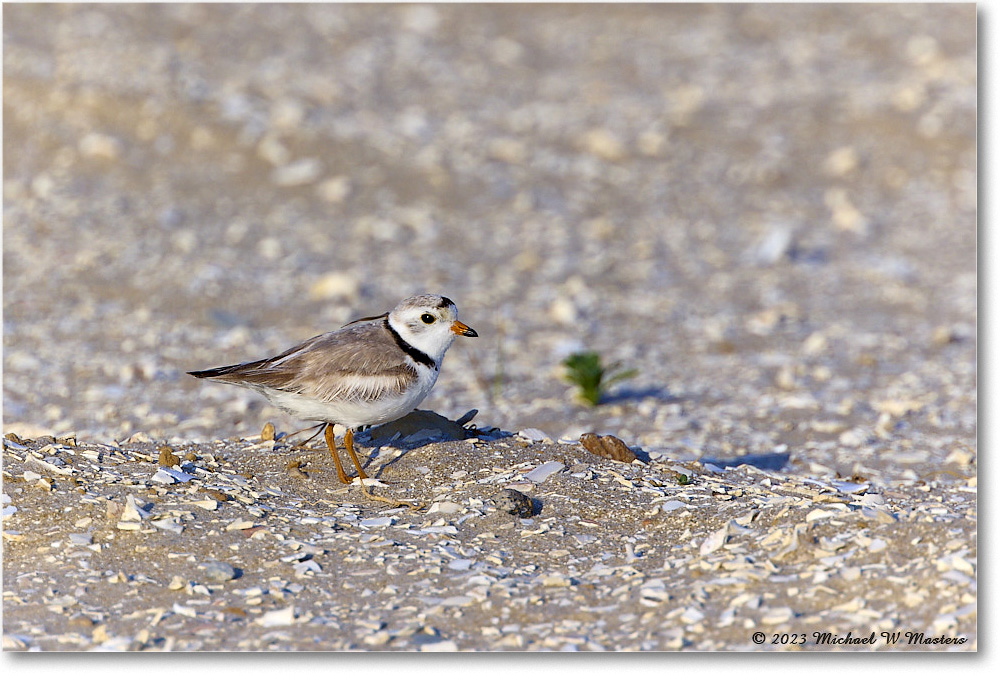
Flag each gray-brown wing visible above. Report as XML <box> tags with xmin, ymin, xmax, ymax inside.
<box><xmin>189</xmin><ymin>320</ymin><xmax>418</xmax><ymax>403</ymax></box>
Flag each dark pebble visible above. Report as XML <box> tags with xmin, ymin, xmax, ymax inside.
<box><xmin>495</xmin><ymin>488</ymin><xmax>534</xmax><ymax>518</ymax></box>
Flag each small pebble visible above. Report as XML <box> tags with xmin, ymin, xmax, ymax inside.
<box><xmin>524</xmin><ymin>461</ymin><xmax>565</xmax><ymax>483</ymax></box>
<box><xmin>158</xmin><ymin>446</ymin><xmax>180</xmax><ymax>467</ymax></box>
<box><xmin>199</xmin><ymin>561</ymin><xmax>237</xmax><ymax>583</ymax></box>
<box><xmin>518</xmin><ymin>428</ymin><xmax>551</xmax><ymax>443</ymax></box>
<box><xmin>360</xmin><ymin>516</ymin><xmax>395</xmax><ymax>528</ymax></box>
<box><xmin>261</xmin><ymin>422</ymin><xmax>276</xmax><ymax>441</ymax></box>
<box><xmin>580</xmin><ymin>434</ymin><xmax>637</xmax><ymax>463</ymax></box>
<box><xmin>495</xmin><ymin>488</ymin><xmax>534</xmax><ymax>518</ymax></box>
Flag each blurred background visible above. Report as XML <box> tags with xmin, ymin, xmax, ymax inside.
<box><xmin>3</xmin><ymin>4</ymin><xmax>976</xmax><ymax>480</ymax></box>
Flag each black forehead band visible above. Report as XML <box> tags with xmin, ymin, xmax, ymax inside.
<box><xmin>438</xmin><ymin>296</ymin><xmax>454</xmax><ymax>308</ymax></box>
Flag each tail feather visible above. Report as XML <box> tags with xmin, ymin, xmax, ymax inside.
<box><xmin>188</xmin><ymin>363</ymin><xmax>253</xmax><ymax>379</ymax></box>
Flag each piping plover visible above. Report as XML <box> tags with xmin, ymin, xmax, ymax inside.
<box><xmin>188</xmin><ymin>294</ymin><xmax>477</xmax><ymax>484</ymax></box>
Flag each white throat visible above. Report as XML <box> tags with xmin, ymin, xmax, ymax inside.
<box><xmin>387</xmin><ymin>314</ymin><xmax>455</xmax><ymax>366</ymax></box>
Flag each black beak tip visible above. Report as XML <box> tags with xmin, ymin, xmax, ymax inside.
<box><xmin>466</xmin><ymin>328</ymin><xmax>479</xmax><ymax>338</ymax></box>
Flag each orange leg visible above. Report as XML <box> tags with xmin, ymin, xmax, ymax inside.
<box><xmin>343</xmin><ymin>428</ymin><xmax>369</xmax><ymax>480</ymax></box>
<box><xmin>325</xmin><ymin>425</ymin><xmax>420</xmax><ymax>510</ymax></box>
<box><xmin>324</xmin><ymin>424</ymin><xmax>350</xmax><ymax>484</ymax></box>
<box><xmin>338</xmin><ymin>428</ymin><xmax>421</xmax><ymax>511</ymax></box>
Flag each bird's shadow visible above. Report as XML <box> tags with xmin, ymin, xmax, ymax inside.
<box><xmin>353</xmin><ymin>427</ymin><xmax>515</xmax><ymax>479</ymax></box>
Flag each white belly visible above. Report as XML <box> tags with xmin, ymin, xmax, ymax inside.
<box><xmin>263</xmin><ymin>366</ymin><xmax>439</xmax><ymax>428</ymax></box>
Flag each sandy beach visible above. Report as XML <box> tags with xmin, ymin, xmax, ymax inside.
<box><xmin>3</xmin><ymin>3</ymin><xmax>976</xmax><ymax>650</ymax></box>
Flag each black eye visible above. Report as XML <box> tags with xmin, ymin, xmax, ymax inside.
<box><xmin>421</xmin><ymin>313</ymin><xmax>436</xmax><ymax>324</ymax></box>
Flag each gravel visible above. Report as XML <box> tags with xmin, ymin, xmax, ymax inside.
<box><xmin>3</xmin><ymin>3</ymin><xmax>976</xmax><ymax>651</ymax></box>
<box><xmin>1</xmin><ymin>427</ymin><xmax>977</xmax><ymax>651</ymax></box>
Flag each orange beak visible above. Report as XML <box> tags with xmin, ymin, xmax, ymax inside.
<box><xmin>450</xmin><ymin>320</ymin><xmax>478</xmax><ymax>337</ymax></box>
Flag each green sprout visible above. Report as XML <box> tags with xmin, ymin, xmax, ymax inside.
<box><xmin>562</xmin><ymin>351</ymin><xmax>638</xmax><ymax>406</ymax></box>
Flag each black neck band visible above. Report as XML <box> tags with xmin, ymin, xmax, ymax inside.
<box><xmin>385</xmin><ymin>318</ymin><xmax>436</xmax><ymax>368</ymax></box>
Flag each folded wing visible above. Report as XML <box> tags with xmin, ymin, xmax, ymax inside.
<box><xmin>188</xmin><ymin>321</ymin><xmax>419</xmax><ymax>403</ymax></box>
